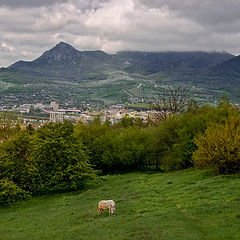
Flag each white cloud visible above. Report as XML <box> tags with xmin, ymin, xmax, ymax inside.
<box><xmin>0</xmin><ymin>0</ymin><xmax>240</xmax><ymax>66</ymax></box>
<box><xmin>0</xmin><ymin>41</ymin><xmax>15</xmax><ymax>52</ymax></box>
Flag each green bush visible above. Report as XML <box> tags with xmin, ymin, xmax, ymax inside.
<box><xmin>193</xmin><ymin>117</ymin><xmax>240</xmax><ymax>174</ymax></box>
<box><xmin>75</xmin><ymin>120</ymin><xmax>150</xmax><ymax>173</ymax></box>
<box><xmin>148</xmin><ymin>116</ymin><xmax>181</xmax><ymax>171</ymax></box>
<box><xmin>0</xmin><ymin>179</ymin><xmax>30</xmax><ymax>207</ymax></box>
<box><xmin>31</xmin><ymin>122</ymin><xmax>97</xmax><ymax>191</ymax></box>
<box><xmin>0</xmin><ymin>121</ymin><xmax>98</xmax><ymax>201</ymax></box>
<box><xmin>97</xmin><ymin>127</ymin><xmax>149</xmax><ymax>172</ymax></box>
<box><xmin>0</xmin><ymin>130</ymin><xmax>40</xmax><ymax>193</ymax></box>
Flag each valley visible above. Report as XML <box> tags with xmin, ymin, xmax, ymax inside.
<box><xmin>0</xmin><ymin>42</ymin><xmax>238</xmax><ymax>109</ymax></box>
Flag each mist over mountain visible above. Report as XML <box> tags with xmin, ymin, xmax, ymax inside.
<box><xmin>9</xmin><ymin>42</ymin><xmax>233</xmax><ymax>80</ymax></box>
<box><xmin>1</xmin><ymin>42</ymin><xmax>240</xmax><ymax>107</ymax></box>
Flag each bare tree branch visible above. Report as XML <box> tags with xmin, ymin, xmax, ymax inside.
<box><xmin>149</xmin><ymin>87</ymin><xmax>190</xmax><ymax>123</ymax></box>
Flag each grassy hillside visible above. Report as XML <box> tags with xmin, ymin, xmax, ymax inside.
<box><xmin>1</xmin><ymin>169</ymin><xmax>240</xmax><ymax>240</ymax></box>
<box><xmin>1</xmin><ymin>44</ymin><xmax>236</xmax><ymax>107</ymax></box>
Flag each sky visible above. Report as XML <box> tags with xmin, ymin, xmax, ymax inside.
<box><xmin>0</xmin><ymin>0</ymin><xmax>240</xmax><ymax>67</ymax></box>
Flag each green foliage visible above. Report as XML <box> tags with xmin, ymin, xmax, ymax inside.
<box><xmin>75</xmin><ymin>118</ymin><xmax>150</xmax><ymax>173</ymax></box>
<box><xmin>31</xmin><ymin>122</ymin><xmax>97</xmax><ymax>191</ymax></box>
<box><xmin>94</xmin><ymin>127</ymin><xmax>150</xmax><ymax>173</ymax></box>
<box><xmin>0</xmin><ymin>179</ymin><xmax>29</xmax><ymax>207</ymax></box>
<box><xmin>0</xmin><ymin>121</ymin><xmax>97</xmax><ymax>206</ymax></box>
<box><xmin>148</xmin><ymin>100</ymin><xmax>240</xmax><ymax>171</ymax></box>
<box><xmin>193</xmin><ymin>117</ymin><xmax>240</xmax><ymax>174</ymax></box>
<box><xmin>113</xmin><ymin>116</ymin><xmax>134</xmax><ymax>128</ymax></box>
<box><xmin>0</xmin><ymin>130</ymin><xmax>39</xmax><ymax>193</ymax></box>
<box><xmin>171</xmin><ymin>109</ymin><xmax>210</xmax><ymax>169</ymax></box>
<box><xmin>93</xmin><ymin>129</ymin><xmax>121</xmax><ymax>173</ymax></box>
<box><xmin>74</xmin><ymin>121</ymin><xmax>110</xmax><ymax>172</ymax></box>
<box><xmin>1</xmin><ymin>99</ymin><xmax>240</xmax><ymax>206</ymax></box>
<box><xmin>118</xmin><ymin>127</ymin><xmax>149</xmax><ymax>169</ymax></box>
<box><xmin>0</xmin><ymin>112</ymin><xmax>22</xmax><ymax>142</ymax></box>
<box><xmin>73</xmin><ymin>100</ymin><xmax>240</xmax><ymax>174</ymax></box>
<box><xmin>148</xmin><ymin>116</ymin><xmax>181</xmax><ymax>171</ymax></box>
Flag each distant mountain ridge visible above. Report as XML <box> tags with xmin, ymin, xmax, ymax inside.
<box><xmin>9</xmin><ymin>42</ymin><xmax>234</xmax><ymax>81</ymax></box>
<box><xmin>1</xmin><ymin>41</ymin><xmax>240</xmax><ymax>107</ymax></box>
<box><xmin>115</xmin><ymin>51</ymin><xmax>234</xmax><ymax>75</ymax></box>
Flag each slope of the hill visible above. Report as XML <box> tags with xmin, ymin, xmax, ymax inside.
<box><xmin>190</xmin><ymin>54</ymin><xmax>240</xmax><ymax>101</ymax></box>
<box><xmin>197</xmin><ymin>54</ymin><xmax>240</xmax><ymax>87</ymax></box>
<box><xmin>1</xmin><ymin>42</ymin><xmax>235</xmax><ymax>106</ymax></box>
<box><xmin>115</xmin><ymin>51</ymin><xmax>233</xmax><ymax>75</ymax></box>
<box><xmin>9</xmin><ymin>43</ymin><xmax>233</xmax><ymax>82</ymax></box>
<box><xmin>9</xmin><ymin>42</ymin><xmax>117</xmax><ymax>82</ymax></box>
<box><xmin>0</xmin><ymin>169</ymin><xmax>240</xmax><ymax>240</ymax></box>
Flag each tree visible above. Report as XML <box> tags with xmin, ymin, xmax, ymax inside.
<box><xmin>193</xmin><ymin>117</ymin><xmax>240</xmax><ymax>174</ymax></box>
<box><xmin>0</xmin><ymin>129</ymin><xmax>40</xmax><ymax>193</ymax></box>
<box><xmin>150</xmin><ymin>87</ymin><xmax>190</xmax><ymax>123</ymax></box>
<box><xmin>0</xmin><ymin>112</ymin><xmax>22</xmax><ymax>142</ymax></box>
<box><xmin>113</xmin><ymin>116</ymin><xmax>134</xmax><ymax>128</ymax></box>
<box><xmin>148</xmin><ymin>116</ymin><xmax>181</xmax><ymax>171</ymax></box>
<box><xmin>31</xmin><ymin>122</ymin><xmax>97</xmax><ymax>191</ymax></box>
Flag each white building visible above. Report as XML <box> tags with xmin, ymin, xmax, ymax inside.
<box><xmin>50</xmin><ymin>112</ymin><xmax>64</xmax><ymax>123</ymax></box>
<box><xmin>50</xmin><ymin>102</ymin><xmax>59</xmax><ymax>111</ymax></box>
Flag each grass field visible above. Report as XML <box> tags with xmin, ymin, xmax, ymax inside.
<box><xmin>1</xmin><ymin>168</ymin><xmax>240</xmax><ymax>240</ymax></box>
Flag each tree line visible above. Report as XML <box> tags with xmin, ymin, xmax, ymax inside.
<box><xmin>1</xmin><ymin>97</ymin><xmax>240</xmax><ymax>206</ymax></box>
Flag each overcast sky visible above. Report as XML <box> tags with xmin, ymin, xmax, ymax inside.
<box><xmin>0</xmin><ymin>0</ymin><xmax>240</xmax><ymax>66</ymax></box>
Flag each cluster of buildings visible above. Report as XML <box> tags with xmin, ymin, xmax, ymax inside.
<box><xmin>100</xmin><ymin>106</ymin><xmax>150</xmax><ymax>124</ymax></box>
<box><xmin>1</xmin><ymin>102</ymin><xmax>155</xmax><ymax>126</ymax></box>
<box><xmin>49</xmin><ymin>103</ymin><xmax>152</xmax><ymax>124</ymax></box>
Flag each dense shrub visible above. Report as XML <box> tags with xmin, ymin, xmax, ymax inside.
<box><xmin>148</xmin><ymin>116</ymin><xmax>181</xmax><ymax>171</ymax></box>
<box><xmin>0</xmin><ymin>122</ymin><xmax>97</xmax><ymax>206</ymax></box>
<box><xmin>31</xmin><ymin>122</ymin><xmax>97</xmax><ymax>191</ymax></box>
<box><xmin>118</xmin><ymin>127</ymin><xmax>149</xmax><ymax>170</ymax></box>
<box><xmin>193</xmin><ymin>117</ymin><xmax>240</xmax><ymax>174</ymax></box>
<box><xmin>0</xmin><ymin>112</ymin><xmax>22</xmax><ymax>142</ymax></box>
<box><xmin>0</xmin><ymin>130</ymin><xmax>39</xmax><ymax>193</ymax></box>
<box><xmin>0</xmin><ymin>179</ymin><xmax>30</xmax><ymax>207</ymax></box>
<box><xmin>1</xmin><ymin>99</ymin><xmax>240</xmax><ymax>206</ymax></box>
<box><xmin>96</xmin><ymin>127</ymin><xmax>150</xmax><ymax>173</ymax></box>
<box><xmin>74</xmin><ymin>101</ymin><xmax>240</xmax><ymax>173</ymax></box>
<box><xmin>74</xmin><ymin>121</ymin><xmax>110</xmax><ymax>171</ymax></box>
<box><xmin>171</xmin><ymin>110</ymin><xmax>210</xmax><ymax>169</ymax></box>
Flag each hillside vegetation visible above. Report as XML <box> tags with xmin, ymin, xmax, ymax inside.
<box><xmin>0</xmin><ymin>42</ymin><xmax>237</xmax><ymax>107</ymax></box>
<box><xmin>1</xmin><ymin>99</ymin><xmax>240</xmax><ymax>239</ymax></box>
<box><xmin>0</xmin><ymin>169</ymin><xmax>240</xmax><ymax>240</ymax></box>
<box><xmin>1</xmin><ymin>99</ymin><xmax>240</xmax><ymax>205</ymax></box>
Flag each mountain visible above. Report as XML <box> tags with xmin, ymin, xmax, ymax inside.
<box><xmin>114</xmin><ymin>51</ymin><xmax>233</xmax><ymax>75</ymax></box>
<box><xmin>0</xmin><ymin>41</ymin><xmax>238</xmax><ymax>107</ymax></box>
<box><xmin>9</xmin><ymin>42</ymin><xmax>116</xmax><ymax>82</ymax></box>
<box><xmin>208</xmin><ymin>54</ymin><xmax>240</xmax><ymax>85</ymax></box>
<box><xmin>9</xmin><ymin>42</ymin><xmax>233</xmax><ymax>82</ymax></box>
<box><xmin>193</xmin><ymin>54</ymin><xmax>240</xmax><ymax>99</ymax></box>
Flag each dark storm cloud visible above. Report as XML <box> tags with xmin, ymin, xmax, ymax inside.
<box><xmin>0</xmin><ymin>0</ymin><xmax>68</xmax><ymax>8</ymax></box>
<box><xmin>0</xmin><ymin>0</ymin><xmax>110</xmax><ymax>9</ymax></box>
<box><xmin>0</xmin><ymin>0</ymin><xmax>240</xmax><ymax>67</ymax></box>
<box><xmin>140</xmin><ymin>0</ymin><xmax>240</xmax><ymax>25</ymax></box>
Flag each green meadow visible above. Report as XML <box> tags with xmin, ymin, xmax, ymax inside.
<box><xmin>1</xmin><ymin>169</ymin><xmax>240</xmax><ymax>240</ymax></box>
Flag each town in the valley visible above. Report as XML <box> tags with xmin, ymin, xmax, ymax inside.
<box><xmin>0</xmin><ymin>101</ymin><xmax>155</xmax><ymax>126</ymax></box>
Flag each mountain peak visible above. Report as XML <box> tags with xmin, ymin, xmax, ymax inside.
<box><xmin>54</xmin><ymin>41</ymin><xmax>74</xmax><ymax>49</ymax></box>
<box><xmin>39</xmin><ymin>41</ymin><xmax>80</xmax><ymax>61</ymax></box>
<box><xmin>56</xmin><ymin>41</ymin><xmax>68</xmax><ymax>45</ymax></box>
